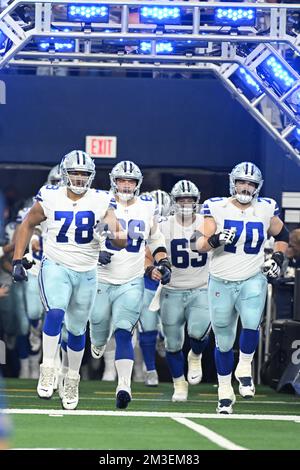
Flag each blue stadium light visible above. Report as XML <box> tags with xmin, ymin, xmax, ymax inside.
<box><xmin>235</xmin><ymin>67</ymin><xmax>262</xmax><ymax>99</ymax></box>
<box><xmin>67</xmin><ymin>4</ymin><xmax>109</xmax><ymax>23</ymax></box>
<box><xmin>258</xmin><ymin>55</ymin><xmax>296</xmax><ymax>93</ymax></box>
<box><xmin>139</xmin><ymin>6</ymin><xmax>181</xmax><ymax>25</ymax></box>
<box><xmin>37</xmin><ymin>39</ymin><xmax>75</xmax><ymax>52</ymax></box>
<box><xmin>140</xmin><ymin>41</ymin><xmax>174</xmax><ymax>54</ymax></box>
<box><xmin>0</xmin><ymin>30</ymin><xmax>6</xmax><ymax>47</ymax></box>
<box><xmin>288</xmin><ymin>127</ymin><xmax>300</xmax><ymax>151</ymax></box>
<box><xmin>0</xmin><ymin>30</ymin><xmax>8</xmax><ymax>56</ymax></box>
<box><xmin>214</xmin><ymin>8</ymin><xmax>256</xmax><ymax>27</ymax></box>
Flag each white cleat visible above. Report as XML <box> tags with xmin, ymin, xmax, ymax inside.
<box><xmin>187</xmin><ymin>351</ymin><xmax>203</xmax><ymax>385</ymax></box>
<box><xmin>145</xmin><ymin>370</ymin><xmax>159</xmax><ymax>387</ymax></box>
<box><xmin>62</xmin><ymin>373</ymin><xmax>80</xmax><ymax>410</ymax></box>
<box><xmin>235</xmin><ymin>364</ymin><xmax>255</xmax><ymax>399</ymax></box>
<box><xmin>91</xmin><ymin>344</ymin><xmax>106</xmax><ymax>360</ymax></box>
<box><xmin>216</xmin><ymin>385</ymin><xmax>236</xmax><ymax>414</ymax></box>
<box><xmin>57</xmin><ymin>370</ymin><xmax>66</xmax><ymax>399</ymax></box>
<box><xmin>37</xmin><ymin>364</ymin><xmax>55</xmax><ymax>399</ymax></box>
<box><xmin>172</xmin><ymin>379</ymin><xmax>188</xmax><ymax>402</ymax></box>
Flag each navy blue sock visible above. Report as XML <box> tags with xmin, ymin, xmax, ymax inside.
<box><xmin>239</xmin><ymin>329</ymin><xmax>259</xmax><ymax>354</ymax></box>
<box><xmin>189</xmin><ymin>336</ymin><xmax>209</xmax><ymax>355</ymax></box>
<box><xmin>215</xmin><ymin>347</ymin><xmax>234</xmax><ymax>376</ymax></box>
<box><xmin>166</xmin><ymin>351</ymin><xmax>184</xmax><ymax>379</ymax></box>
<box><xmin>16</xmin><ymin>335</ymin><xmax>30</xmax><ymax>359</ymax></box>
<box><xmin>139</xmin><ymin>330</ymin><xmax>157</xmax><ymax>371</ymax></box>
<box><xmin>43</xmin><ymin>309</ymin><xmax>64</xmax><ymax>336</ymax></box>
<box><xmin>115</xmin><ymin>329</ymin><xmax>134</xmax><ymax>361</ymax></box>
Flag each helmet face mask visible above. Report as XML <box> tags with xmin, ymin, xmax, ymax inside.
<box><xmin>60</xmin><ymin>150</ymin><xmax>95</xmax><ymax>195</ymax></box>
<box><xmin>150</xmin><ymin>190</ymin><xmax>171</xmax><ymax>217</ymax></box>
<box><xmin>110</xmin><ymin>161</ymin><xmax>143</xmax><ymax>201</ymax></box>
<box><xmin>171</xmin><ymin>180</ymin><xmax>200</xmax><ymax>218</ymax></box>
<box><xmin>115</xmin><ymin>178</ymin><xmax>138</xmax><ymax>202</ymax></box>
<box><xmin>174</xmin><ymin>197</ymin><xmax>198</xmax><ymax>217</ymax></box>
<box><xmin>229</xmin><ymin>162</ymin><xmax>263</xmax><ymax>204</ymax></box>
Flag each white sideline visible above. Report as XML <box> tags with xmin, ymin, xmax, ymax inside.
<box><xmin>3</xmin><ymin>408</ymin><xmax>300</xmax><ymax>421</ymax></box>
<box><xmin>172</xmin><ymin>417</ymin><xmax>247</xmax><ymax>450</ymax></box>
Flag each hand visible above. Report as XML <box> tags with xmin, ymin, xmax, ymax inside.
<box><xmin>12</xmin><ymin>260</ymin><xmax>28</xmax><ymax>282</ymax></box>
<box><xmin>98</xmin><ymin>251</ymin><xmax>114</xmax><ymax>265</ymax></box>
<box><xmin>145</xmin><ymin>266</ymin><xmax>161</xmax><ymax>281</ymax></box>
<box><xmin>95</xmin><ymin>222</ymin><xmax>115</xmax><ymax>240</ymax></box>
<box><xmin>208</xmin><ymin>228</ymin><xmax>237</xmax><ymax>248</ymax></box>
<box><xmin>22</xmin><ymin>253</ymin><xmax>36</xmax><ymax>270</ymax></box>
<box><xmin>157</xmin><ymin>258</ymin><xmax>172</xmax><ymax>285</ymax></box>
<box><xmin>190</xmin><ymin>230</ymin><xmax>202</xmax><ymax>252</ymax></box>
<box><xmin>262</xmin><ymin>252</ymin><xmax>284</xmax><ymax>279</ymax></box>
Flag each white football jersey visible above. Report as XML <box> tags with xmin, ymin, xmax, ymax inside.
<box><xmin>201</xmin><ymin>197</ymin><xmax>280</xmax><ymax>281</ymax></box>
<box><xmin>36</xmin><ymin>185</ymin><xmax>113</xmax><ymax>272</ymax></box>
<box><xmin>98</xmin><ymin>195</ymin><xmax>159</xmax><ymax>284</ymax></box>
<box><xmin>159</xmin><ymin>214</ymin><xmax>209</xmax><ymax>289</ymax></box>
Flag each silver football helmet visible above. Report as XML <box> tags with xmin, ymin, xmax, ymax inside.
<box><xmin>47</xmin><ymin>164</ymin><xmax>63</xmax><ymax>186</ymax></box>
<box><xmin>110</xmin><ymin>160</ymin><xmax>143</xmax><ymax>201</ymax></box>
<box><xmin>229</xmin><ymin>161</ymin><xmax>263</xmax><ymax>204</ymax></box>
<box><xmin>60</xmin><ymin>150</ymin><xmax>95</xmax><ymax>195</ymax></box>
<box><xmin>150</xmin><ymin>190</ymin><xmax>171</xmax><ymax>217</ymax></box>
<box><xmin>171</xmin><ymin>180</ymin><xmax>200</xmax><ymax>216</ymax></box>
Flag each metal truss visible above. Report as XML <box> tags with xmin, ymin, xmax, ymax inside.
<box><xmin>2</xmin><ymin>1</ymin><xmax>300</xmax><ymax>163</ymax></box>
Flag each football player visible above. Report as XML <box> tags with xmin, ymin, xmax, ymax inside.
<box><xmin>12</xmin><ymin>150</ymin><xmax>126</xmax><ymax>410</ymax></box>
<box><xmin>195</xmin><ymin>162</ymin><xmax>288</xmax><ymax>414</ymax></box>
<box><xmin>159</xmin><ymin>180</ymin><xmax>210</xmax><ymax>401</ymax></box>
<box><xmin>89</xmin><ymin>161</ymin><xmax>171</xmax><ymax>409</ymax></box>
<box><xmin>138</xmin><ymin>190</ymin><xmax>171</xmax><ymax>387</ymax></box>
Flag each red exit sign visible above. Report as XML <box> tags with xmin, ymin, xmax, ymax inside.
<box><xmin>86</xmin><ymin>136</ymin><xmax>117</xmax><ymax>158</ymax></box>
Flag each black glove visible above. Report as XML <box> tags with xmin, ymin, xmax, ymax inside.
<box><xmin>12</xmin><ymin>260</ymin><xmax>28</xmax><ymax>282</ymax></box>
<box><xmin>262</xmin><ymin>251</ymin><xmax>284</xmax><ymax>279</ymax></box>
<box><xmin>157</xmin><ymin>258</ymin><xmax>172</xmax><ymax>285</ymax></box>
<box><xmin>22</xmin><ymin>254</ymin><xmax>36</xmax><ymax>270</ymax></box>
<box><xmin>98</xmin><ymin>251</ymin><xmax>114</xmax><ymax>265</ymax></box>
<box><xmin>207</xmin><ymin>228</ymin><xmax>237</xmax><ymax>249</ymax></box>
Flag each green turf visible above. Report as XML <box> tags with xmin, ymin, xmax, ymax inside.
<box><xmin>2</xmin><ymin>379</ymin><xmax>300</xmax><ymax>450</ymax></box>
<box><xmin>11</xmin><ymin>415</ymin><xmax>220</xmax><ymax>450</ymax></box>
<box><xmin>193</xmin><ymin>419</ymin><xmax>300</xmax><ymax>450</ymax></box>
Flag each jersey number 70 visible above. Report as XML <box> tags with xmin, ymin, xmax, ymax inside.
<box><xmin>223</xmin><ymin>219</ymin><xmax>264</xmax><ymax>254</ymax></box>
